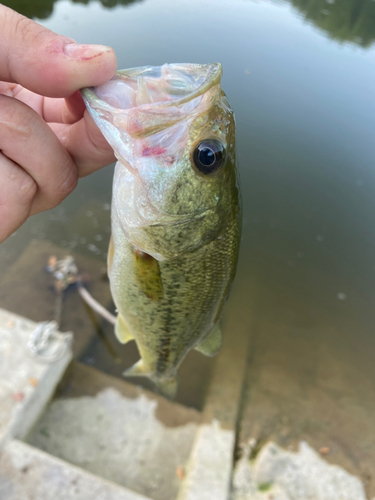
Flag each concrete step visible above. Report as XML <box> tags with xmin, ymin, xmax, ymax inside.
<box><xmin>0</xmin><ymin>439</ymin><xmax>151</xmax><ymax>500</ymax></box>
<box><xmin>27</xmin><ymin>362</ymin><xmax>202</xmax><ymax>500</ymax></box>
<box><xmin>0</xmin><ymin>308</ymin><xmax>72</xmax><ymax>447</ymax></box>
<box><xmin>0</xmin><ymin>298</ymin><xmax>250</xmax><ymax>500</ymax></box>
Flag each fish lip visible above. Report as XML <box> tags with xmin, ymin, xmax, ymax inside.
<box><xmin>117</xmin><ymin>63</ymin><xmax>223</xmax><ymax>109</ymax></box>
<box><xmin>81</xmin><ymin>62</ymin><xmax>222</xmax><ymax>113</ymax></box>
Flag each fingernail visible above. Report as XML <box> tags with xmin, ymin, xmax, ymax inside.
<box><xmin>64</xmin><ymin>43</ymin><xmax>114</xmax><ymax>60</ymax></box>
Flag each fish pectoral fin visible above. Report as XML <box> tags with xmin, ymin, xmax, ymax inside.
<box><xmin>132</xmin><ymin>248</ymin><xmax>163</xmax><ymax>301</ymax></box>
<box><xmin>115</xmin><ymin>314</ymin><xmax>134</xmax><ymax>344</ymax></box>
<box><xmin>195</xmin><ymin>323</ymin><xmax>222</xmax><ymax>357</ymax></box>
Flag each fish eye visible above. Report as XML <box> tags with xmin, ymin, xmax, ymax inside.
<box><xmin>193</xmin><ymin>139</ymin><xmax>225</xmax><ymax>175</ymax></box>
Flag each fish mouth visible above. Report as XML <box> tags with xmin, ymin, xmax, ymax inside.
<box><xmin>82</xmin><ymin>63</ymin><xmax>222</xmax><ymax>109</ymax></box>
<box><xmin>81</xmin><ymin>63</ymin><xmax>223</xmax><ymax>139</ymax></box>
<box><xmin>114</xmin><ymin>63</ymin><xmax>223</xmax><ymax>109</ymax></box>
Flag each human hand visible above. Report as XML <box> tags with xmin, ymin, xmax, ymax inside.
<box><xmin>0</xmin><ymin>5</ymin><xmax>117</xmax><ymax>243</ymax></box>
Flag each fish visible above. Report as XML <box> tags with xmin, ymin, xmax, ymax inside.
<box><xmin>81</xmin><ymin>63</ymin><xmax>241</xmax><ymax>398</ymax></box>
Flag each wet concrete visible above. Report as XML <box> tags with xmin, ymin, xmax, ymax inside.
<box><xmin>0</xmin><ymin>308</ymin><xmax>72</xmax><ymax>447</ymax></box>
<box><xmin>27</xmin><ymin>363</ymin><xmax>201</xmax><ymax>500</ymax></box>
<box><xmin>0</xmin><ymin>440</ymin><xmax>150</xmax><ymax>500</ymax></box>
<box><xmin>232</xmin><ymin>441</ymin><xmax>367</xmax><ymax>500</ymax></box>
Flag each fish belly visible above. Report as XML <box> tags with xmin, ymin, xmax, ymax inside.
<box><xmin>108</xmin><ymin>209</ymin><xmax>239</xmax><ymax>395</ymax></box>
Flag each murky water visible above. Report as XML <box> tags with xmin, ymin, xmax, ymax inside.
<box><xmin>1</xmin><ymin>0</ymin><xmax>375</xmax><ymax>492</ymax></box>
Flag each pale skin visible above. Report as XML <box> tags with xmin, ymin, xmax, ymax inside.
<box><xmin>0</xmin><ymin>5</ymin><xmax>118</xmax><ymax>244</ymax></box>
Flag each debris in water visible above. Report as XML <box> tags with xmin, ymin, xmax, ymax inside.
<box><xmin>46</xmin><ymin>255</ymin><xmax>57</xmax><ymax>272</ymax></box>
<box><xmin>28</xmin><ymin>321</ymin><xmax>72</xmax><ymax>363</ymax></box>
<box><xmin>319</xmin><ymin>446</ymin><xmax>330</xmax><ymax>455</ymax></box>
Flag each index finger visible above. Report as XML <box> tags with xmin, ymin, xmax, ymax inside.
<box><xmin>0</xmin><ymin>5</ymin><xmax>117</xmax><ymax>97</ymax></box>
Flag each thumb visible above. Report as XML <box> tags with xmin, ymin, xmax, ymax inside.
<box><xmin>0</xmin><ymin>4</ymin><xmax>117</xmax><ymax>97</ymax></box>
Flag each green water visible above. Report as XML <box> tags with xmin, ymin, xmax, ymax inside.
<box><xmin>1</xmin><ymin>0</ymin><xmax>375</xmax><ymax>489</ymax></box>
<box><xmin>2</xmin><ymin>0</ymin><xmax>375</xmax><ymax>289</ymax></box>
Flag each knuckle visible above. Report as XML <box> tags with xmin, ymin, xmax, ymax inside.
<box><xmin>4</xmin><ymin>14</ymin><xmax>34</xmax><ymax>77</ymax></box>
<box><xmin>0</xmin><ymin>95</ymin><xmax>34</xmax><ymax>140</ymax></box>
<box><xmin>19</xmin><ymin>172</ymin><xmax>38</xmax><ymax>206</ymax></box>
<box><xmin>5</xmin><ymin>162</ymin><xmax>38</xmax><ymax>208</ymax></box>
<box><xmin>50</xmin><ymin>161</ymin><xmax>79</xmax><ymax>207</ymax></box>
<box><xmin>13</xmin><ymin>16</ymin><xmax>34</xmax><ymax>40</ymax></box>
<box><xmin>61</xmin><ymin>163</ymin><xmax>79</xmax><ymax>197</ymax></box>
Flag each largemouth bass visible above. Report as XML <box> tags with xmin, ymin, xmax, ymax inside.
<box><xmin>81</xmin><ymin>63</ymin><xmax>241</xmax><ymax>398</ymax></box>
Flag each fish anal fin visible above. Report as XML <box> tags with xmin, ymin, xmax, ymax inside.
<box><xmin>115</xmin><ymin>314</ymin><xmax>134</xmax><ymax>344</ymax></box>
<box><xmin>195</xmin><ymin>323</ymin><xmax>222</xmax><ymax>357</ymax></box>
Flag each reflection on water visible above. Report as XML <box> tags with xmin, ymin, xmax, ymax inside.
<box><xmin>289</xmin><ymin>0</ymin><xmax>375</xmax><ymax>47</ymax></box>
<box><xmin>1</xmin><ymin>0</ymin><xmax>142</xmax><ymax>20</ymax></box>
<box><xmin>4</xmin><ymin>0</ymin><xmax>375</xmax><ymax>48</ymax></box>
<box><xmin>70</xmin><ymin>0</ymin><xmax>142</xmax><ymax>9</ymax></box>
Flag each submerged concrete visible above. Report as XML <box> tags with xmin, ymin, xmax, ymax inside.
<box><xmin>0</xmin><ymin>239</ymin><xmax>370</xmax><ymax>500</ymax></box>
<box><xmin>232</xmin><ymin>441</ymin><xmax>367</xmax><ymax>500</ymax></box>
